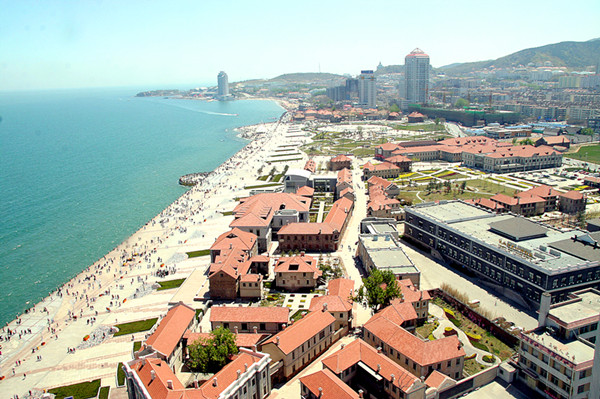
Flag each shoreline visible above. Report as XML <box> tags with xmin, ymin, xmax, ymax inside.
<box><xmin>0</xmin><ymin>109</ymin><xmax>291</xmax><ymax>393</ymax></box>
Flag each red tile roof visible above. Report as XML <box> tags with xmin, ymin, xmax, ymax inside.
<box><xmin>264</xmin><ymin>309</ymin><xmax>335</xmax><ymax>354</ymax></box>
<box><xmin>397</xmin><ymin>279</ymin><xmax>431</xmax><ymax>304</ymax></box>
<box><xmin>145</xmin><ymin>303</ymin><xmax>195</xmax><ymax>358</ymax></box>
<box><xmin>465</xmin><ymin>198</ymin><xmax>505</xmax><ymax>211</ymax></box>
<box><xmin>278</xmin><ymin>222</ymin><xmax>335</xmax><ymax>235</ymax></box>
<box><xmin>425</xmin><ymin>370</ymin><xmax>454</xmax><ymax>389</ymax></box>
<box><xmin>560</xmin><ymin>190</ymin><xmax>584</xmax><ymax>200</ymax></box>
<box><xmin>210</xmin><ymin>306</ymin><xmax>289</xmax><ymax>324</ymax></box>
<box><xmin>407</xmin><ymin>112</ymin><xmax>424</xmax><ymax>118</ymax></box>
<box><xmin>364</xmin><ymin>314</ymin><xmax>465</xmax><ymax>366</ymax></box>
<box><xmin>129</xmin><ymin>358</ymin><xmax>187</xmax><ymax>399</ymax></box>
<box><xmin>296</xmin><ymin>185</ymin><xmax>315</xmax><ymax>197</ymax></box>
<box><xmin>210</xmin><ymin>228</ymin><xmax>257</xmax><ymax>253</ymax></box>
<box><xmin>490</xmin><ymin>193</ymin><xmax>519</xmax><ymax>206</ymax></box>
<box><xmin>331</xmin><ymin>154</ymin><xmax>352</xmax><ymax>163</ymax></box>
<box><xmin>324</xmin><ymin>197</ymin><xmax>354</xmax><ymax>232</ymax></box>
<box><xmin>231</xmin><ymin>193</ymin><xmax>310</xmax><ymax>229</ymax></box>
<box><xmin>520</xmin><ymin>184</ymin><xmax>560</xmax><ymax>199</ymax></box>
<box><xmin>309</xmin><ymin>295</ymin><xmax>353</xmax><ymax>312</ymax></box>
<box><xmin>321</xmin><ymin>339</ymin><xmax>421</xmax><ymax>393</ymax></box>
<box><xmin>274</xmin><ymin>255</ymin><xmax>322</xmax><ymax>279</ymax></box>
<box><xmin>328</xmin><ymin>278</ymin><xmax>355</xmax><ymax>298</ymax></box>
<box><xmin>337</xmin><ymin>168</ymin><xmax>353</xmax><ymax>184</ymax></box>
<box><xmin>300</xmin><ymin>369</ymin><xmax>359</xmax><ymax>399</ymax></box>
<box><xmin>198</xmin><ymin>350</ymin><xmax>267</xmax><ymax>399</ymax></box>
<box><xmin>363</xmin><ymin>161</ymin><xmax>400</xmax><ymax>172</ymax></box>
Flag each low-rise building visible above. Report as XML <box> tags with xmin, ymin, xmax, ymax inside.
<box><xmin>309</xmin><ymin>278</ymin><xmax>355</xmax><ymax>331</ymax></box>
<box><xmin>358</xmin><ymin>233</ymin><xmax>420</xmax><ymax>287</ymax></box>
<box><xmin>404</xmin><ymin>201</ymin><xmax>600</xmax><ymax>307</ymax></box>
<box><xmin>124</xmin><ymin>348</ymin><xmax>271</xmax><ymax>399</ymax></box>
<box><xmin>363</xmin><ymin>308</ymin><xmax>465</xmax><ymax>380</ymax></box>
<box><xmin>559</xmin><ymin>190</ymin><xmax>586</xmax><ymax>215</ymax></box>
<box><xmin>261</xmin><ymin>308</ymin><xmax>337</xmax><ymax>380</ymax></box>
<box><xmin>210</xmin><ymin>306</ymin><xmax>289</xmax><ymax>334</ymax></box>
<box><xmin>320</xmin><ymin>338</ymin><xmax>427</xmax><ymax>399</ymax></box>
<box><xmin>139</xmin><ymin>302</ymin><xmax>196</xmax><ymax>371</ymax></box>
<box><xmin>516</xmin><ymin>290</ymin><xmax>600</xmax><ymax>399</ymax></box>
<box><xmin>274</xmin><ymin>254</ymin><xmax>322</xmax><ymax>291</ymax></box>
<box><xmin>330</xmin><ymin>154</ymin><xmax>352</xmax><ymax>171</ymax></box>
<box><xmin>300</xmin><ymin>369</ymin><xmax>360</xmax><ymax>399</ymax></box>
<box><xmin>362</xmin><ymin>161</ymin><xmax>402</xmax><ymax>180</ymax></box>
<box><xmin>304</xmin><ymin>159</ymin><xmax>317</xmax><ymax>173</ymax></box>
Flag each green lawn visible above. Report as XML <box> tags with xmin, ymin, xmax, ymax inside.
<box><xmin>464</xmin><ymin>358</ymin><xmax>489</xmax><ymax>376</ymax></box>
<box><xmin>133</xmin><ymin>341</ymin><xmax>142</xmax><ymax>352</ymax></box>
<box><xmin>565</xmin><ymin>145</ymin><xmax>600</xmax><ymax>163</ymax></box>
<box><xmin>117</xmin><ymin>362</ymin><xmax>126</xmax><ymax>386</ymax></box>
<box><xmin>187</xmin><ymin>249</ymin><xmax>210</xmax><ymax>258</ymax></box>
<box><xmin>113</xmin><ymin>318</ymin><xmax>158</xmax><ymax>337</ymax></box>
<box><xmin>244</xmin><ymin>183</ymin><xmax>283</xmax><ymax>189</ymax></box>
<box><xmin>99</xmin><ymin>386</ymin><xmax>110</xmax><ymax>399</ymax></box>
<box><xmin>49</xmin><ymin>379</ymin><xmax>101</xmax><ymax>399</ymax></box>
<box><xmin>269</xmin><ymin>158</ymin><xmax>303</xmax><ymax>163</ymax></box>
<box><xmin>157</xmin><ymin>278</ymin><xmax>186</xmax><ymax>291</ymax></box>
<box><xmin>415</xmin><ymin>320</ymin><xmax>438</xmax><ymax>339</ymax></box>
<box><xmin>221</xmin><ymin>210</ymin><xmax>234</xmax><ymax>216</ymax></box>
<box><xmin>393</xmin><ymin>123</ymin><xmax>446</xmax><ymax>132</ymax></box>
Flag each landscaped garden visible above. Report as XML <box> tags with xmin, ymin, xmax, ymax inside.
<box><xmin>565</xmin><ymin>144</ymin><xmax>600</xmax><ymax>164</ymax></box>
<box><xmin>48</xmin><ymin>379</ymin><xmax>102</xmax><ymax>399</ymax></box>
<box><xmin>432</xmin><ymin>297</ymin><xmax>515</xmax><ymax>360</ymax></box>
<box><xmin>157</xmin><ymin>278</ymin><xmax>186</xmax><ymax>291</ymax></box>
<box><xmin>113</xmin><ymin>318</ymin><xmax>158</xmax><ymax>337</ymax></box>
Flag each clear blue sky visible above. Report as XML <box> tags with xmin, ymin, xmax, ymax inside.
<box><xmin>1</xmin><ymin>0</ymin><xmax>599</xmax><ymax>90</ymax></box>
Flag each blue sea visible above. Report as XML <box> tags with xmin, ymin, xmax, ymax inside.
<box><xmin>0</xmin><ymin>88</ymin><xmax>284</xmax><ymax>326</ymax></box>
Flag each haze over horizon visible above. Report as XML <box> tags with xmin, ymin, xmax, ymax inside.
<box><xmin>2</xmin><ymin>0</ymin><xmax>599</xmax><ymax>91</ymax></box>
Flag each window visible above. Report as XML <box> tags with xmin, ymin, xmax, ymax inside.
<box><xmin>260</xmin><ymin>323</ymin><xmax>266</xmax><ymax>330</ymax></box>
<box><xmin>242</xmin><ymin>323</ymin><xmax>248</xmax><ymax>330</ymax></box>
<box><xmin>224</xmin><ymin>323</ymin><xmax>229</xmax><ymax>329</ymax></box>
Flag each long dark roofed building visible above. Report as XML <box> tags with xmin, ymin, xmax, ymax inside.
<box><xmin>404</xmin><ymin>201</ymin><xmax>600</xmax><ymax>308</ymax></box>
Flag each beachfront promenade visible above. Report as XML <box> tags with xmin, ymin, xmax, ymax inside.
<box><xmin>0</xmin><ymin>119</ymin><xmax>294</xmax><ymax>398</ymax></box>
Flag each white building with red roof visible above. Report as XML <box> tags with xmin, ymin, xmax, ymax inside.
<box><xmin>321</xmin><ymin>338</ymin><xmax>427</xmax><ymax>399</ymax></box>
<box><xmin>140</xmin><ymin>302</ymin><xmax>196</xmax><ymax>370</ymax></box>
<box><xmin>124</xmin><ymin>347</ymin><xmax>271</xmax><ymax>399</ymax></box>
<box><xmin>274</xmin><ymin>254</ymin><xmax>322</xmax><ymax>291</ymax></box>
<box><xmin>209</xmin><ymin>305</ymin><xmax>289</xmax><ymax>334</ymax></box>
<box><xmin>261</xmin><ymin>308</ymin><xmax>337</xmax><ymax>380</ymax></box>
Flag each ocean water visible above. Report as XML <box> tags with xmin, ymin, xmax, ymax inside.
<box><xmin>0</xmin><ymin>88</ymin><xmax>284</xmax><ymax>326</ymax></box>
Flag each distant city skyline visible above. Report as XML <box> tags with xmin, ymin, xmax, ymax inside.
<box><xmin>1</xmin><ymin>0</ymin><xmax>599</xmax><ymax>91</ymax></box>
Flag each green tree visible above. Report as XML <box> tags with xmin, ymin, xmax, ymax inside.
<box><xmin>577</xmin><ymin>211</ymin><xmax>587</xmax><ymax>228</ymax></box>
<box><xmin>187</xmin><ymin>327</ymin><xmax>239</xmax><ymax>373</ymax></box>
<box><xmin>519</xmin><ymin>138</ymin><xmax>535</xmax><ymax>146</ymax></box>
<box><xmin>454</xmin><ymin>98</ymin><xmax>469</xmax><ymax>108</ymax></box>
<box><xmin>581</xmin><ymin>128</ymin><xmax>594</xmax><ymax>136</ymax></box>
<box><xmin>354</xmin><ymin>269</ymin><xmax>401</xmax><ymax>312</ymax></box>
<box><xmin>434</xmin><ymin>117</ymin><xmax>441</xmax><ymax>125</ymax></box>
<box><xmin>389</xmin><ymin>104</ymin><xmax>400</xmax><ymax>113</ymax></box>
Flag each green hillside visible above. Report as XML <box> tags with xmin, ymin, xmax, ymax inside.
<box><xmin>440</xmin><ymin>39</ymin><xmax>600</xmax><ymax>75</ymax></box>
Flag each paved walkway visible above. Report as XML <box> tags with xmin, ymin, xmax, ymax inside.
<box><xmin>316</xmin><ymin>201</ymin><xmax>325</xmax><ymax>223</ymax></box>
<box><xmin>429</xmin><ymin>304</ymin><xmax>500</xmax><ymax>366</ymax></box>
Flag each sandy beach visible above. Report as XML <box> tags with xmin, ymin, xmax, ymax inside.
<box><xmin>0</xmin><ymin>110</ymin><xmax>305</xmax><ymax>398</ymax></box>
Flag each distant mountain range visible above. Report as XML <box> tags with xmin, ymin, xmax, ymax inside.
<box><xmin>439</xmin><ymin>39</ymin><xmax>600</xmax><ymax>75</ymax></box>
<box><xmin>239</xmin><ymin>72</ymin><xmax>345</xmax><ymax>86</ymax></box>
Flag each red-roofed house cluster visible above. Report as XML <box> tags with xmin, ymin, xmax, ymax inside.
<box><xmin>466</xmin><ymin>184</ymin><xmax>586</xmax><ymax>216</ymax></box>
<box><xmin>278</xmin><ymin>195</ymin><xmax>354</xmax><ymax>252</ymax></box>
<box><xmin>374</xmin><ymin>137</ymin><xmax>562</xmax><ymax>173</ymax></box>
<box><xmin>207</xmin><ymin>228</ymin><xmax>268</xmax><ymax>300</ymax></box>
<box><xmin>124</xmin><ymin>302</ymin><xmax>273</xmax><ymax>399</ymax></box>
<box><xmin>367</xmin><ymin>176</ymin><xmax>403</xmax><ymax>220</ymax></box>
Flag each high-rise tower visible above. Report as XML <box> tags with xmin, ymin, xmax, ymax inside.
<box><xmin>217</xmin><ymin>71</ymin><xmax>229</xmax><ymax>98</ymax></box>
<box><xmin>404</xmin><ymin>48</ymin><xmax>430</xmax><ymax>104</ymax></box>
<box><xmin>358</xmin><ymin>70</ymin><xmax>376</xmax><ymax>108</ymax></box>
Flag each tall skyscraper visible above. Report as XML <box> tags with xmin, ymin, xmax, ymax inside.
<box><xmin>217</xmin><ymin>71</ymin><xmax>229</xmax><ymax>98</ymax></box>
<box><xmin>358</xmin><ymin>70</ymin><xmax>376</xmax><ymax>108</ymax></box>
<box><xmin>404</xmin><ymin>48</ymin><xmax>430</xmax><ymax>104</ymax></box>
